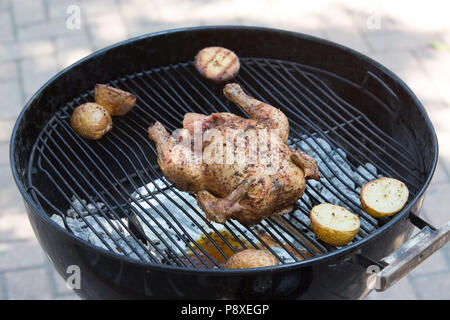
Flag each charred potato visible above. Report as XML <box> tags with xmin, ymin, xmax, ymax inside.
<box><xmin>224</xmin><ymin>249</ymin><xmax>278</xmax><ymax>269</ymax></box>
<box><xmin>361</xmin><ymin>177</ymin><xmax>409</xmax><ymax>218</ymax></box>
<box><xmin>70</xmin><ymin>102</ymin><xmax>112</xmax><ymax>140</ymax></box>
<box><xmin>94</xmin><ymin>84</ymin><xmax>136</xmax><ymax>116</ymax></box>
<box><xmin>310</xmin><ymin>203</ymin><xmax>360</xmax><ymax>246</ymax></box>
<box><xmin>194</xmin><ymin>46</ymin><xmax>240</xmax><ymax>83</ymax></box>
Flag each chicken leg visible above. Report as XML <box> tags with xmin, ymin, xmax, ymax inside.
<box><xmin>223</xmin><ymin>83</ymin><xmax>290</xmax><ymax>142</ymax></box>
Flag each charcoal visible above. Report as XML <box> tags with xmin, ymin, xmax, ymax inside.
<box><xmin>51</xmin><ymin>136</ymin><xmax>379</xmax><ymax>265</ymax></box>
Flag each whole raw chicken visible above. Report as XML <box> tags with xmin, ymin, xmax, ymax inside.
<box><xmin>148</xmin><ymin>83</ymin><xmax>320</xmax><ymax>226</ymax></box>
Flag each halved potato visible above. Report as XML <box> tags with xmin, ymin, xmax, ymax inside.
<box><xmin>310</xmin><ymin>203</ymin><xmax>360</xmax><ymax>246</ymax></box>
<box><xmin>194</xmin><ymin>46</ymin><xmax>240</xmax><ymax>83</ymax></box>
<box><xmin>94</xmin><ymin>84</ymin><xmax>136</xmax><ymax>116</ymax></box>
<box><xmin>224</xmin><ymin>249</ymin><xmax>278</xmax><ymax>269</ymax></box>
<box><xmin>70</xmin><ymin>102</ymin><xmax>112</xmax><ymax>140</ymax></box>
<box><xmin>361</xmin><ymin>177</ymin><xmax>409</xmax><ymax>218</ymax></box>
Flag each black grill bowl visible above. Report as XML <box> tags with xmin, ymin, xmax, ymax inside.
<box><xmin>10</xmin><ymin>26</ymin><xmax>438</xmax><ymax>299</ymax></box>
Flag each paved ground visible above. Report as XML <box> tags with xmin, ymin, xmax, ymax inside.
<box><xmin>0</xmin><ymin>0</ymin><xmax>449</xmax><ymax>300</ymax></box>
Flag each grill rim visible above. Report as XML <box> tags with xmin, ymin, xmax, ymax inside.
<box><xmin>10</xmin><ymin>25</ymin><xmax>439</xmax><ymax>274</ymax></box>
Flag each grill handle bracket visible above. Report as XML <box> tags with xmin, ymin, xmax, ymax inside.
<box><xmin>373</xmin><ymin>215</ymin><xmax>449</xmax><ymax>292</ymax></box>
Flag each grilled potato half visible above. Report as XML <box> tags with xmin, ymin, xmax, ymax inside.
<box><xmin>94</xmin><ymin>84</ymin><xmax>136</xmax><ymax>116</ymax></box>
<box><xmin>310</xmin><ymin>203</ymin><xmax>360</xmax><ymax>246</ymax></box>
<box><xmin>70</xmin><ymin>102</ymin><xmax>112</xmax><ymax>140</ymax></box>
<box><xmin>194</xmin><ymin>46</ymin><xmax>240</xmax><ymax>83</ymax></box>
<box><xmin>224</xmin><ymin>249</ymin><xmax>278</xmax><ymax>269</ymax></box>
<box><xmin>361</xmin><ymin>177</ymin><xmax>409</xmax><ymax>218</ymax></box>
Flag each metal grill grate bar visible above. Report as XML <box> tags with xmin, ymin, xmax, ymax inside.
<box><xmin>296</xmin><ymin>68</ymin><xmax>419</xmax><ymax>165</ymax></box>
<box><xmin>39</xmin><ymin>115</ymin><xmax>191</xmax><ymax>265</ymax></box>
<box><xmin>116</xmin><ymin>72</ymin><xmax>304</xmax><ymax>262</ymax></box>
<box><xmin>28</xmin><ymin>58</ymin><xmax>425</xmax><ymax>269</ymax></box>
<box><xmin>153</xmin><ymin>64</ymin><xmax>343</xmax><ymax>254</ymax></box>
<box><xmin>268</xmin><ymin>60</ymin><xmax>422</xmax><ymax>180</ymax></box>
<box><xmin>241</xmin><ymin>60</ymin><xmax>422</xmax><ymax>189</ymax></box>
<box><xmin>237</xmin><ymin>68</ymin><xmax>380</xmax><ymax>231</ymax></box>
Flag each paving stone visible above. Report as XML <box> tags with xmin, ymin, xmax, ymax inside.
<box><xmin>200</xmin><ymin>18</ymin><xmax>243</xmax><ymax>29</ymax></box>
<box><xmin>0</xmin><ymin>11</ymin><xmax>14</xmax><ymax>41</ymax></box>
<box><xmin>441</xmin><ymin>30</ymin><xmax>450</xmax><ymax>47</ymax></box>
<box><xmin>54</xmin><ymin>32</ymin><xmax>93</xmax><ymax>69</ymax></box>
<box><xmin>50</xmin><ymin>262</ymin><xmax>86</xmax><ymax>298</ymax></box>
<box><xmin>47</xmin><ymin>0</ymin><xmax>82</xmax><ymax>21</ymax></box>
<box><xmin>229</xmin><ymin>0</ymin><xmax>279</xmax><ymax>28</ymax></box>
<box><xmin>0</xmin><ymin>39</ymin><xmax>55</xmax><ymax>63</ymax></box>
<box><xmin>0</xmin><ymin>119</ymin><xmax>16</xmax><ymax>143</ymax></box>
<box><xmin>366</xmin><ymin>50</ymin><xmax>416</xmax><ymax>73</ymax></box>
<box><xmin>432</xmin><ymin>160</ymin><xmax>450</xmax><ymax>184</ymax></box>
<box><xmin>0</xmin><ymin>143</ymin><xmax>9</xmax><ymax>167</ymax></box>
<box><xmin>265</xmin><ymin>3</ymin><xmax>328</xmax><ymax>38</ymax></box>
<box><xmin>365</xmin><ymin>30</ymin><xmax>440</xmax><ymax>53</ymax></box>
<box><xmin>409</xmin><ymin>271</ymin><xmax>450</xmax><ymax>300</ymax></box>
<box><xmin>440</xmin><ymin>242</ymin><xmax>450</xmax><ymax>265</ymax></box>
<box><xmin>47</xmin><ymin>0</ymin><xmax>119</xmax><ymax>24</ymax></box>
<box><xmin>325</xmin><ymin>27</ymin><xmax>372</xmax><ymax>54</ymax></box>
<box><xmin>346</xmin><ymin>1</ymin><xmax>407</xmax><ymax>37</ymax></box>
<box><xmin>12</xmin><ymin>0</ymin><xmax>46</xmax><ymax>26</ymax></box>
<box><xmin>365</xmin><ymin>275</ymin><xmax>417</xmax><ymax>300</ymax></box>
<box><xmin>118</xmin><ymin>0</ymin><xmax>160</xmax><ymax>26</ymax></box>
<box><xmin>51</xmin><ymin>268</ymin><xmax>72</xmax><ymax>295</ymax></box>
<box><xmin>351</xmin><ymin>2</ymin><xmax>446</xmax><ymax>38</ymax></box>
<box><xmin>54</xmin><ymin>29</ymin><xmax>91</xmax><ymax>51</ymax></box>
<box><xmin>414</xmin><ymin>46</ymin><xmax>450</xmax><ymax>106</ymax></box>
<box><xmin>394</xmin><ymin>66</ymin><xmax>446</xmax><ymax>110</ymax></box>
<box><xmin>17</xmin><ymin>19</ymin><xmax>75</xmax><ymax>41</ymax></box>
<box><xmin>88</xmin><ymin>12</ymin><xmax>128</xmax><ymax>50</ymax></box>
<box><xmin>0</xmin><ymin>60</ymin><xmax>18</xmax><ymax>81</ymax></box>
<box><xmin>20</xmin><ymin>54</ymin><xmax>58</xmax><ymax>101</ymax></box>
<box><xmin>150</xmin><ymin>0</ymin><xmax>225</xmax><ymax>23</ymax></box>
<box><xmin>80</xmin><ymin>0</ymin><xmax>118</xmax><ymax>18</ymax></box>
<box><xmin>0</xmin><ymin>209</ymin><xmax>35</xmax><ymax>242</ymax></box>
<box><xmin>437</xmin><ymin>160</ymin><xmax>450</xmax><ymax>188</ymax></box>
<box><xmin>56</xmin><ymin>47</ymin><xmax>93</xmax><ymax>69</ymax></box>
<box><xmin>54</xmin><ymin>292</ymin><xmax>81</xmax><ymax>300</ymax></box>
<box><xmin>317</xmin><ymin>1</ymin><xmax>359</xmax><ymax>30</ymax></box>
<box><xmin>50</xmin><ymin>267</ymin><xmax>85</xmax><ymax>298</ymax></box>
<box><xmin>0</xmin><ymin>0</ymin><xmax>10</xmax><ymax>11</ymax></box>
<box><xmin>126</xmin><ymin>21</ymin><xmax>199</xmax><ymax>39</ymax></box>
<box><xmin>175</xmin><ymin>0</ymin><xmax>237</xmax><ymax>26</ymax></box>
<box><xmin>0</xmin><ymin>273</ymin><xmax>6</xmax><ymax>299</ymax></box>
<box><xmin>423</xmin><ymin>102</ymin><xmax>450</xmax><ymax>173</ymax></box>
<box><xmin>379</xmin><ymin>1</ymin><xmax>450</xmax><ymax>34</ymax></box>
<box><xmin>421</xmin><ymin>181</ymin><xmax>450</xmax><ymax>227</ymax></box>
<box><xmin>4</xmin><ymin>267</ymin><xmax>53</xmax><ymax>299</ymax></box>
<box><xmin>0</xmin><ymin>240</ymin><xmax>45</xmax><ymax>272</ymax></box>
<box><xmin>0</xmin><ymin>165</ymin><xmax>26</xmax><ymax>212</ymax></box>
<box><xmin>0</xmin><ymin>80</ymin><xmax>24</xmax><ymax>119</ymax></box>
<box><xmin>425</xmin><ymin>102</ymin><xmax>450</xmax><ymax>137</ymax></box>
<box><xmin>439</xmin><ymin>156</ymin><xmax>450</xmax><ymax>183</ymax></box>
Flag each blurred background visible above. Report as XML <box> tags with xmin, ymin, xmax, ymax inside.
<box><xmin>0</xmin><ymin>0</ymin><xmax>449</xmax><ymax>299</ymax></box>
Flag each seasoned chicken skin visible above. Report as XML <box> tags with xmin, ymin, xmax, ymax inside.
<box><xmin>148</xmin><ymin>83</ymin><xmax>320</xmax><ymax>226</ymax></box>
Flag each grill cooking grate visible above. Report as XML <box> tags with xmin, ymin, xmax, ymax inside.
<box><xmin>27</xmin><ymin>57</ymin><xmax>425</xmax><ymax>268</ymax></box>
